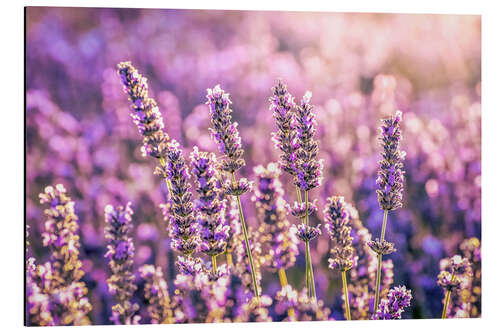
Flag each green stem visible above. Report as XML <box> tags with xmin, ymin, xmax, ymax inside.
<box><xmin>304</xmin><ymin>190</ymin><xmax>317</xmax><ymax>301</ymax></box>
<box><xmin>232</xmin><ymin>172</ymin><xmax>260</xmax><ymax>302</ymax></box>
<box><xmin>342</xmin><ymin>270</ymin><xmax>351</xmax><ymax>320</ymax></box>
<box><xmin>305</xmin><ymin>240</ymin><xmax>311</xmax><ymax>297</ymax></box>
<box><xmin>211</xmin><ymin>256</ymin><xmax>217</xmax><ymax>275</ymax></box>
<box><xmin>373</xmin><ymin>209</ymin><xmax>389</xmax><ymax>314</ymax></box>
<box><xmin>441</xmin><ymin>273</ymin><xmax>455</xmax><ymax>319</ymax></box>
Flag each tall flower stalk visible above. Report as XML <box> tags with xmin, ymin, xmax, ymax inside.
<box><xmin>370</xmin><ymin>110</ymin><xmax>405</xmax><ymax>313</ymax></box>
<box><xmin>324</xmin><ymin>196</ymin><xmax>354</xmax><ymax>320</ymax></box>
<box><xmin>206</xmin><ymin>84</ymin><xmax>259</xmax><ymax>301</ymax></box>
<box><xmin>293</xmin><ymin>91</ymin><xmax>323</xmax><ymax>300</ymax></box>
<box><xmin>104</xmin><ymin>202</ymin><xmax>140</xmax><ymax>324</ymax></box>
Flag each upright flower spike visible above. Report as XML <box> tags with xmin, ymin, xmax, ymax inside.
<box><xmin>117</xmin><ymin>61</ymin><xmax>169</xmax><ymax>159</ymax></box>
<box><xmin>294</xmin><ymin>91</ymin><xmax>323</xmax><ymax>191</ymax></box>
<box><xmin>161</xmin><ymin>140</ymin><xmax>199</xmax><ymax>256</ymax></box>
<box><xmin>324</xmin><ymin>196</ymin><xmax>355</xmax><ymax>320</ymax></box>
<box><xmin>372</xmin><ymin>110</ymin><xmax>405</xmax><ymax>314</ymax></box>
<box><xmin>37</xmin><ymin>184</ymin><xmax>92</xmax><ymax>325</ymax></box>
<box><xmin>139</xmin><ymin>265</ymin><xmax>174</xmax><ymax>324</ymax></box>
<box><xmin>104</xmin><ymin>203</ymin><xmax>140</xmax><ymax>325</ymax></box>
<box><xmin>376</xmin><ymin>110</ymin><xmax>405</xmax><ymax>211</ymax></box>
<box><xmin>253</xmin><ymin>163</ymin><xmax>299</xmax><ymax>281</ymax></box>
<box><xmin>269</xmin><ymin>79</ymin><xmax>298</xmax><ymax>176</ymax></box>
<box><xmin>190</xmin><ymin>146</ymin><xmax>230</xmax><ymax>268</ymax></box>
<box><xmin>438</xmin><ymin>255</ymin><xmax>472</xmax><ymax>319</ymax></box>
<box><xmin>205</xmin><ymin>84</ymin><xmax>245</xmax><ymax>173</ymax></box>
<box><xmin>206</xmin><ymin>84</ymin><xmax>260</xmax><ymax>301</ymax></box>
<box><xmin>373</xmin><ymin>286</ymin><xmax>412</xmax><ymax>320</ymax></box>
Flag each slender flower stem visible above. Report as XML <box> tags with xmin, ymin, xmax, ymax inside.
<box><xmin>232</xmin><ymin>172</ymin><xmax>260</xmax><ymax>302</ymax></box>
<box><xmin>304</xmin><ymin>190</ymin><xmax>317</xmax><ymax>301</ymax></box>
<box><xmin>441</xmin><ymin>273</ymin><xmax>455</xmax><ymax>319</ymax></box>
<box><xmin>305</xmin><ymin>241</ymin><xmax>311</xmax><ymax>297</ymax></box>
<box><xmin>374</xmin><ymin>209</ymin><xmax>389</xmax><ymax>313</ymax></box>
<box><xmin>211</xmin><ymin>256</ymin><xmax>217</xmax><ymax>275</ymax></box>
<box><xmin>278</xmin><ymin>268</ymin><xmax>296</xmax><ymax>320</ymax></box>
<box><xmin>342</xmin><ymin>270</ymin><xmax>352</xmax><ymax>320</ymax></box>
<box><xmin>226</xmin><ymin>252</ymin><xmax>233</xmax><ymax>267</ymax></box>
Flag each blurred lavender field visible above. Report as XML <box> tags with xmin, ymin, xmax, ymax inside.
<box><xmin>26</xmin><ymin>7</ymin><xmax>481</xmax><ymax>324</ymax></box>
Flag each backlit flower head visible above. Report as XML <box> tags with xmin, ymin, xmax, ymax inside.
<box><xmin>373</xmin><ymin>285</ymin><xmax>412</xmax><ymax>319</ymax></box>
<box><xmin>206</xmin><ymin>84</ymin><xmax>245</xmax><ymax>173</ymax></box>
<box><xmin>292</xmin><ymin>223</ymin><xmax>322</xmax><ymax>242</ymax></box>
<box><xmin>376</xmin><ymin>110</ymin><xmax>406</xmax><ymax>211</ymax></box>
<box><xmin>324</xmin><ymin>196</ymin><xmax>354</xmax><ymax>271</ymax></box>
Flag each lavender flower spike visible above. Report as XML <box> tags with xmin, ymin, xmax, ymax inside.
<box><xmin>37</xmin><ymin>184</ymin><xmax>92</xmax><ymax>325</ymax></box>
<box><xmin>373</xmin><ymin>286</ymin><xmax>412</xmax><ymax>320</ymax></box>
<box><xmin>324</xmin><ymin>196</ymin><xmax>355</xmax><ymax>272</ymax></box>
<box><xmin>139</xmin><ymin>265</ymin><xmax>174</xmax><ymax>324</ymax></box>
<box><xmin>206</xmin><ymin>84</ymin><xmax>260</xmax><ymax>300</ymax></box>
<box><xmin>253</xmin><ymin>163</ymin><xmax>299</xmax><ymax>275</ymax></box>
<box><xmin>324</xmin><ymin>196</ymin><xmax>355</xmax><ymax>320</ymax></box>
<box><xmin>376</xmin><ymin>110</ymin><xmax>405</xmax><ymax>211</ymax></box>
<box><xmin>294</xmin><ymin>91</ymin><xmax>323</xmax><ymax>191</ymax></box>
<box><xmin>161</xmin><ymin>140</ymin><xmax>200</xmax><ymax>256</ymax></box>
<box><xmin>438</xmin><ymin>255</ymin><xmax>472</xmax><ymax>318</ymax></box>
<box><xmin>117</xmin><ymin>61</ymin><xmax>169</xmax><ymax>159</ymax></box>
<box><xmin>269</xmin><ymin>79</ymin><xmax>298</xmax><ymax>176</ymax></box>
<box><xmin>190</xmin><ymin>146</ymin><xmax>230</xmax><ymax>264</ymax></box>
<box><xmin>104</xmin><ymin>202</ymin><xmax>140</xmax><ymax>325</ymax></box>
<box><xmin>206</xmin><ymin>84</ymin><xmax>245</xmax><ymax>173</ymax></box>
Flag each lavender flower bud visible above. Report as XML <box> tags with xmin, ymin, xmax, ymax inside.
<box><xmin>269</xmin><ymin>79</ymin><xmax>298</xmax><ymax>176</ymax></box>
<box><xmin>367</xmin><ymin>238</ymin><xmax>397</xmax><ymax>255</ymax></box>
<box><xmin>252</xmin><ymin>163</ymin><xmax>299</xmax><ymax>271</ymax></box>
<box><xmin>162</xmin><ymin>140</ymin><xmax>199</xmax><ymax>256</ymax></box>
<box><xmin>223</xmin><ymin>178</ymin><xmax>253</xmax><ymax>196</ymax></box>
<box><xmin>286</xmin><ymin>199</ymin><xmax>318</xmax><ymax>219</ymax></box>
<box><xmin>206</xmin><ymin>84</ymin><xmax>245</xmax><ymax>173</ymax></box>
<box><xmin>104</xmin><ymin>202</ymin><xmax>140</xmax><ymax>324</ymax></box>
<box><xmin>190</xmin><ymin>146</ymin><xmax>229</xmax><ymax>257</ymax></box>
<box><xmin>139</xmin><ymin>265</ymin><xmax>174</xmax><ymax>324</ymax></box>
<box><xmin>324</xmin><ymin>196</ymin><xmax>354</xmax><ymax>271</ymax></box>
<box><xmin>373</xmin><ymin>286</ymin><xmax>412</xmax><ymax>319</ymax></box>
<box><xmin>376</xmin><ymin>110</ymin><xmax>406</xmax><ymax>211</ymax></box>
<box><xmin>117</xmin><ymin>61</ymin><xmax>169</xmax><ymax>159</ymax></box>
<box><xmin>437</xmin><ymin>255</ymin><xmax>472</xmax><ymax>292</ymax></box>
<box><xmin>292</xmin><ymin>223</ymin><xmax>322</xmax><ymax>242</ymax></box>
<box><xmin>294</xmin><ymin>91</ymin><xmax>323</xmax><ymax>191</ymax></box>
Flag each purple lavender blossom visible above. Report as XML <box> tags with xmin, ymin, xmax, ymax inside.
<box><xmin>104</xmin><ymin>203</ymin><xmax>140</xmax><ymax>325</ymax></box>
<box><xmin>324</xmin><ymin>196</ymin><xmax>355</xmax><ymax>271</ymax></box>
<box><xmin>35</xmin><ymin>184</ymin><xmax>92</xmax><ymax>325</ymax></box>
<box><xmin>292</xmin><ymin>223</ymin><xmax>322</xmax><ymax>242</ymax></box>
<box><xmin>252</xmin><ymin>163</ymin><xmax>299</xmax><ymax>272</ymax></box>
<box><xmin>376</xmin><ymin>110</ymin><xmax>406</xmax><ymax>211</ymax></box>
<box><xmin>286</xmin><ymin>199</ymin><xmax>318</xmax><ymax>219</ymax></box>
<box><xmin>205</xmin><ymin>84</ymin><xmax>245</xmax><ymax>173</ymax></box>
<box><xmin>190</xmin><ymin>146</ymin><xmax>230</xmax><ymax>257</ymax></box>
<box><xmin>223</xmin><ymin>177</ymin><xmax>253</xmax><ymax>196</ymax></box>
<box><xmin>117</xmin><ymin>61</ymin><xmax>169</xmax><ymax>159</ymax></box>
<box><xmin>367</xmin><ymin>238</ymin><xmax>397</xmax><ymax>255</ymax></box>
<box><xmin>275</xmin><ymin>286</ymin><xmax>331</xmax><ymax>321</ymax></box>
<box><xmin>158</xmin><ymin>140</ymin><xmax>200</xmax><ymax>256</ymax></box>
<box><xmin>373</xmin><ymin>286</ymin><xmax>412</xmax><ymax>319</ymax></box>
<box><xmin>139</xmin><ymin>265</ymin><xmax>174</xmax><ymax>324</ymax></box>
<box><xmin>294</xmin><ymin>91</ymin><xmax>323</xmax><ymax>191</ymax></box>
<box><xmin>269</xmin><ymin>79</ymin><xmax>298</xmax><ymax>176</ymax></box>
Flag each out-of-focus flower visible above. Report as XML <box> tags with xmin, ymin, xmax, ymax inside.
<box><xmin>104</xmin><ymin>202</ymin><xmax>140</xmax><ymax>325</ymax></box>
<box><xmin>139</xmin><ymin>265</ymin><xmax>174</xmax><ymax>324</ymax></box>
<box><xmin>324</xmin><ymin>196</ymin><xmax>354</xmax><ymax>271</ymax></box>
<box><xmin>376</xmin><ymin>110</ymin><xmax>405</xmax><ymax>211</ymax></box>
<box><xmin>253</xmin><ymin>163</ymin><xmax>299</xmax><ymax>272</ymax></box>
